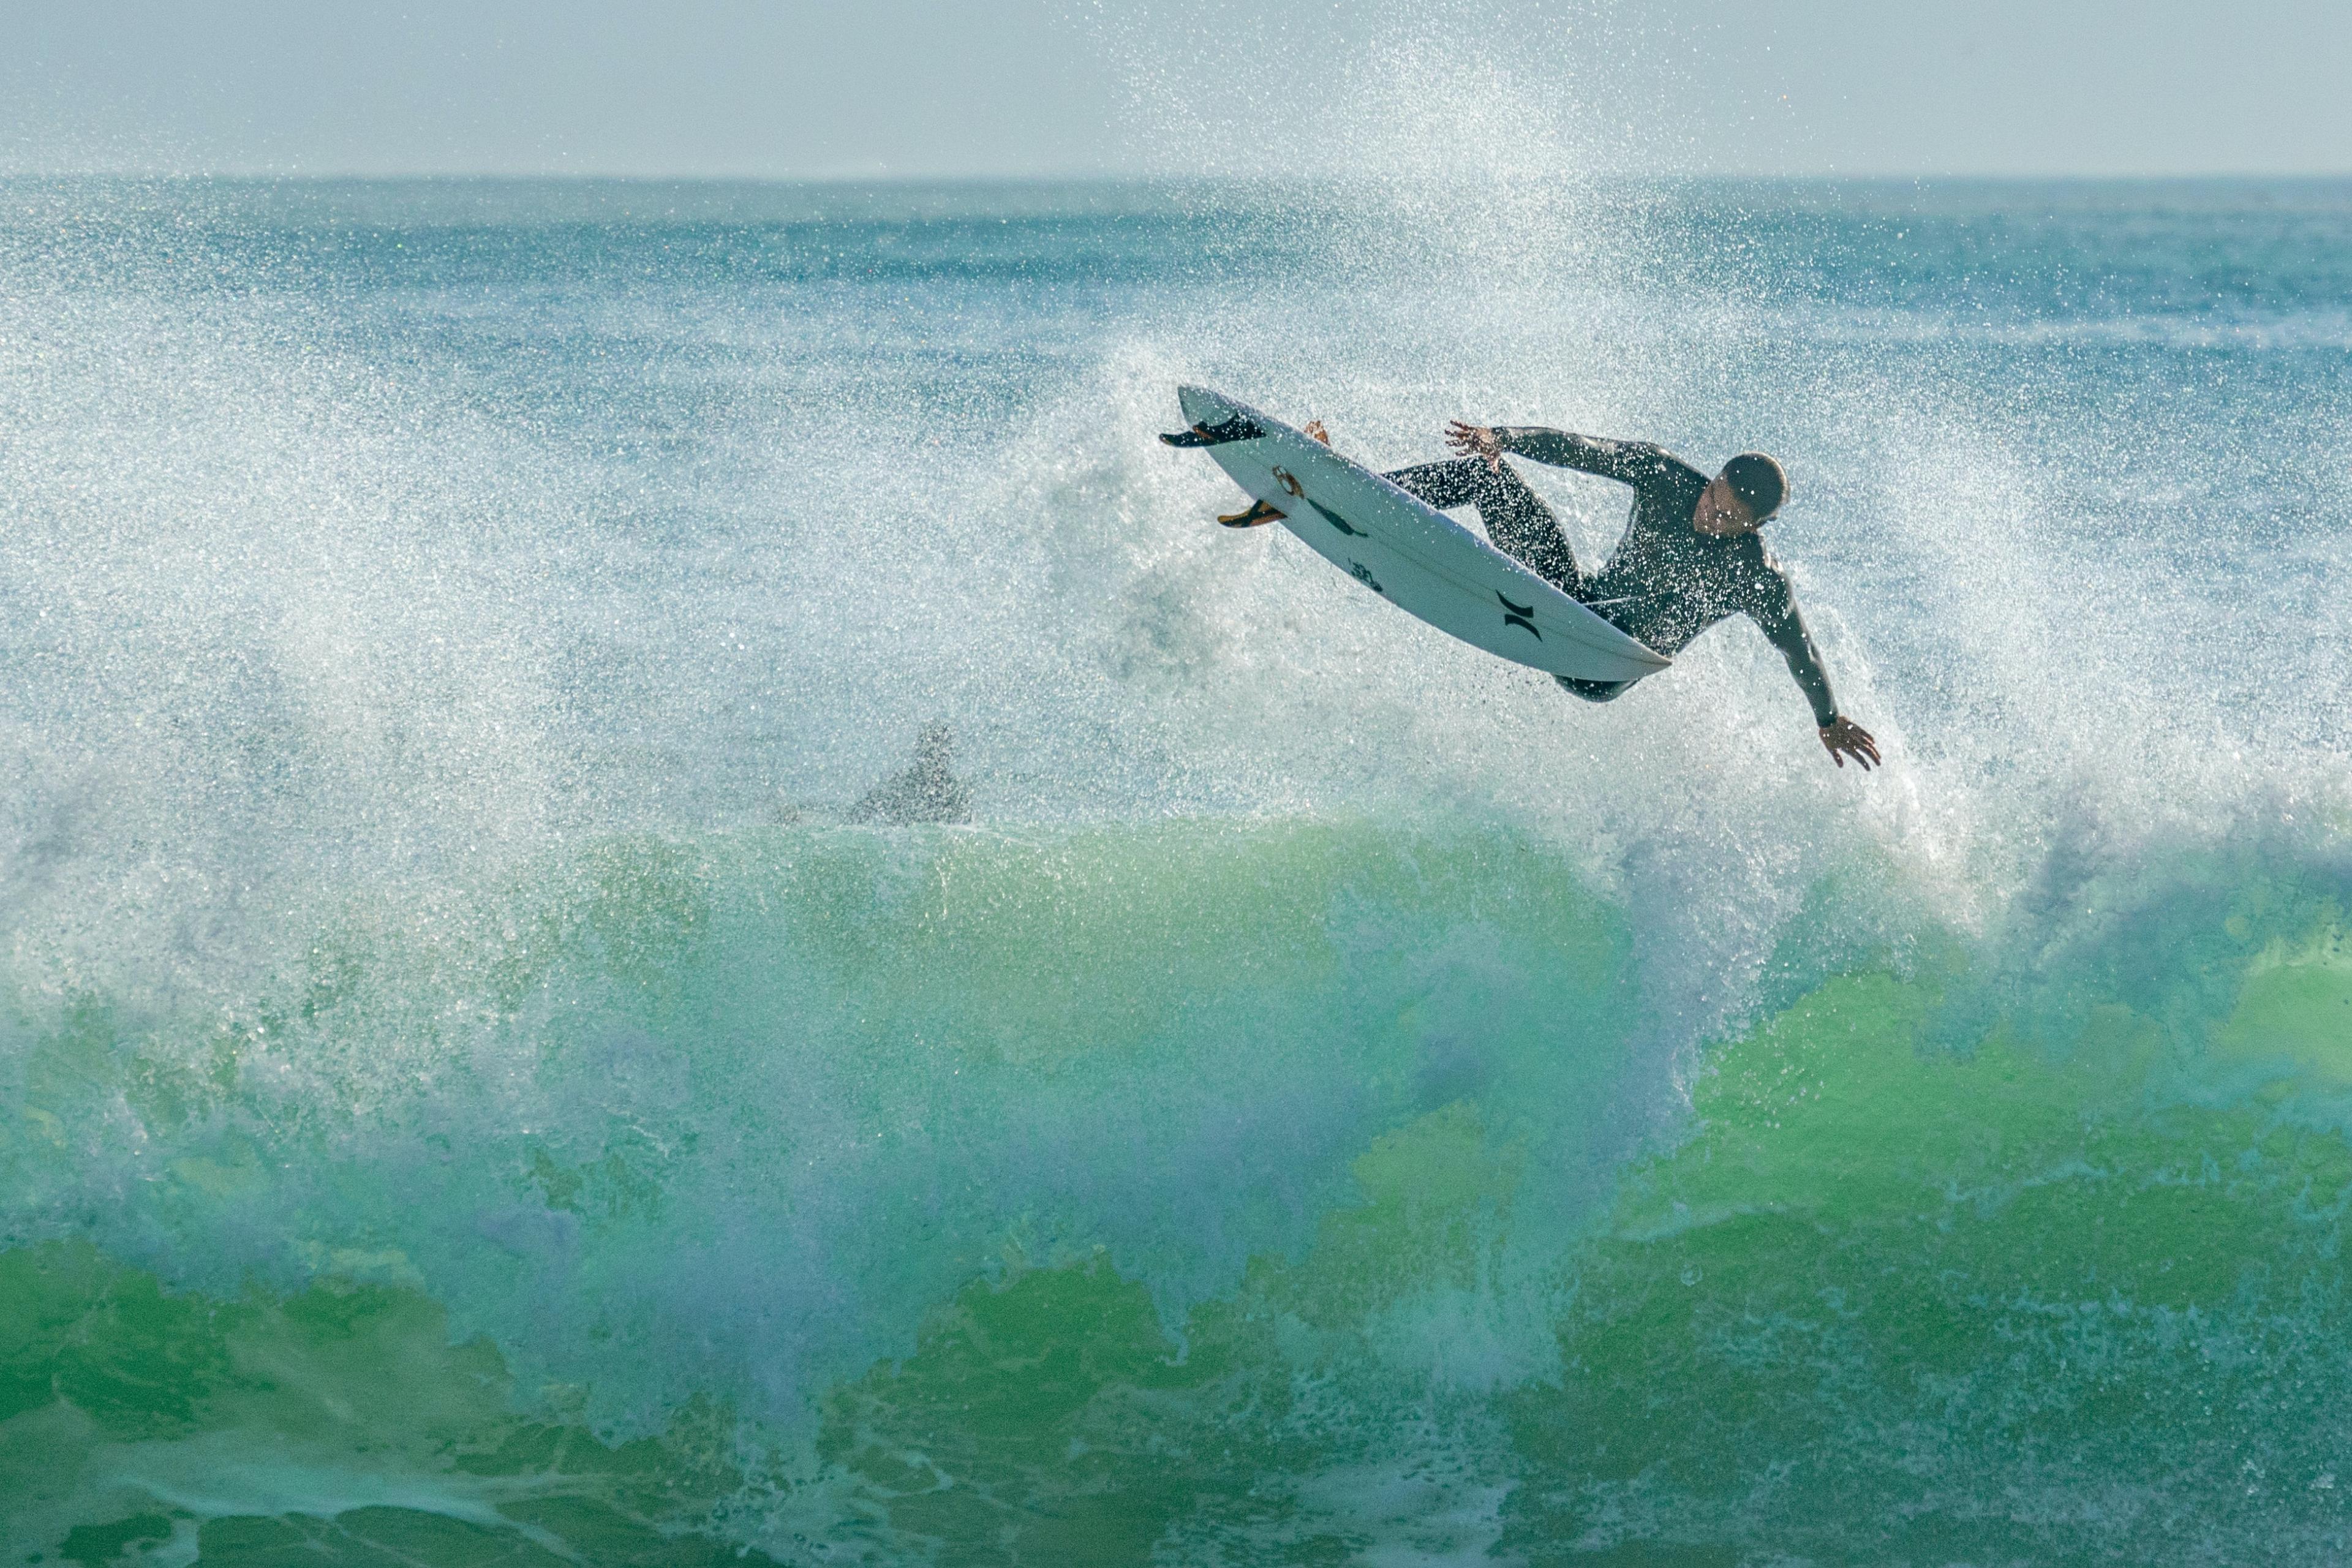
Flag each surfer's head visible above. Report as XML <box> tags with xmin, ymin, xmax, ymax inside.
<box><xmin>1695</xmin><ymin>453</ymin><xmax>1787</xmax><ymax>535</ymax></box>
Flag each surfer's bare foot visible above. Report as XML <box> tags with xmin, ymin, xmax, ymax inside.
<box><xmin>1304</xmin><ymin>420</ymin><xmax>1332</xmax><ymax>446</ymax></box>
<box><xmin>1218</xmin><ymin>498</ymin><xmax>1286</xmax><ymax>528</ymax></box>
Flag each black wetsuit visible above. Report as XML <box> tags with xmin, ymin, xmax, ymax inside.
<box><xmin>1384</xmin><ymin>432</ymin><xmax>1840</xmax><ymax>723</ymax></box>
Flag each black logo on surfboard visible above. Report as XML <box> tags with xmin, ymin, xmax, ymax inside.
<box><xmin>1307</xmin><ymin>500</ymin><xmax>1364</xmax><ymax>537</ymax></box>
<box><xmin>1349</xmin><ymin>560</ymin><xmax>1384</xmax><ymax>594</ymax></box>
<box><xmin>1498</xmin><ymin>592</ymin><xmax>1540</xmax><ymax>638</ymax></box>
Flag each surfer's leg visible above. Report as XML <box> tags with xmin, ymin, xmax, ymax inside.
<box><xmin>1555</xmin><ymin>676</ymin><xmax>1632</xmax><ymax>703</ymax></box>
<box><xmin>1385</xmin><ymin>458</ymin><xmax>1583</xmax><ymax>595</ymax></box>
<box><xmin>1469</xmin><ymin>462</ymin><xmax>1585</xmax><ymax>595</ymax></box>
<box><xmin>1384</xmin><ymin>458</ymin><xmax>1486</xmax><ymax>510</ymax></box>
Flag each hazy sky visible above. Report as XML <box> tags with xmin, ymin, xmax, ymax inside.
<box><xmin>4</xmin><ymin>0</ymin><xmax>2345</xmax><ymax>179</ymax></box>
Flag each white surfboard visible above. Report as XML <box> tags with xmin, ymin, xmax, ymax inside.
<box><xmin>1171</xmin><ymin>386</ymin><xmax>1671</xmax><ymax>685</ymax></box>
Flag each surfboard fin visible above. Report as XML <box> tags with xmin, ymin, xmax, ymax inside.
<box><xmin>1217</xmin><ymin>499</ymin><xmax>1286</xmax><ymax>528</ymax></box>
<box><xmin>1159</xmin><ymin>413</ymin><xmax>1265</xmax><ymax>448</ymax></box>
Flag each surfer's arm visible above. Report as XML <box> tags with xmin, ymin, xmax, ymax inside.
<box><xmin>1747</xmin><ymin>571</ymin><xmax>1841</xmax><ymax>729</ymax></box>
<box><xmin>1488</xmin><ymin>428</ymin><xmax>1672</xmax><ymax>485</ymax></box>
<box><xmin>1762</xmin><ymin>598</ymin><xmax>1878</xmax><ymax>769</ymax></box>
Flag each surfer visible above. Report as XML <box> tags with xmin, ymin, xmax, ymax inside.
<box><xmin>1179</xmin><ymin>399</ymin><xmax>1877</xmax><ymax>771</ymax></box>
<box><xmin>1400</xmin><ymin>421</ymin><xmax>1878</xmax><ymax>771</ymax></box>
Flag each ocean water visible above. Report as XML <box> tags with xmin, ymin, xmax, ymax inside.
<box><xmin>2</xmin><ymin>165</ymin><xmax>2351</xmax><ymax>1567</ymax></box>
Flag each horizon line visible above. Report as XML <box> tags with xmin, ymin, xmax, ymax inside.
<box><xmin>6</xmin><ymin>168</ymin><xmax>2351</xmax><ymax>186</ymax></box>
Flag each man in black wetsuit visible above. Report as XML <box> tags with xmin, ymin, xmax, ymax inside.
<box><xmin>1393</xmin><ymin>419</ymin><xmax>1880</xmax><ymax>771</ymax></box>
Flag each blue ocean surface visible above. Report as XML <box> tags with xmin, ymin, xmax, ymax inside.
<box><xmin>3</xmin><ymin>172</ymin><xmax>2352</xmax><ymax>1564</ymax></box>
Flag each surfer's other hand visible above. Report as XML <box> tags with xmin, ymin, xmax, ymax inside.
<box><xmin>1303</xmin><ymin>420</ymin><xmax>1332</xmax><ymax>447</ymax></box>
<box><xmin>1819</xmin><ymin>717</ymin><xmax>1881</xmax><ymax>771</ymax></box>
<box><xmin>1445</xmin><ymin>420</ymin><xmax>1503</xmax><ymax>471</ymax></box>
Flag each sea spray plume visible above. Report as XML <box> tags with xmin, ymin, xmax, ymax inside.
<box><xmin>1080</xmin><ymin>0</ymin><xmax>1677</xmax><ymax>179</ymax></box>
<box><xmin>1083</xmin><ymin>0</ymin><xmax>1674</xmax><ymax>326</ymax></box>
<box><xmin>0</xmin><ymin>184</ymin><xmax>583</xmax><ymax>1016</ymax></box>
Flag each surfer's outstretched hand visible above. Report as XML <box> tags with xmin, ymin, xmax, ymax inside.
<box><xmin>1819</xmin><ymin>717</ymin><xmax>1882</xmax><ymax>771</ymax></box>
<box><xmin>1445</xmin><ymin>420</ymin><xmax>1504</xmax><ymax>471</ymax></box>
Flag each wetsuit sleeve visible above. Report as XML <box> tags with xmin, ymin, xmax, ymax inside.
<box><xmin>1490</xmin><ymin>428</ymin><xmax>1673</xmax><ymax>486</ymax></box>
<box><xmin>1747</xmin><ymin>566</ymin><xmax>1841</xmax><ymax>726</ymax></box>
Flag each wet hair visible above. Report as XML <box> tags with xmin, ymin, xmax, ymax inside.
<box><xmin>1721</xmin><ymin>453</ymin><xmax>1787</xmax><ymax>521</ymax></box>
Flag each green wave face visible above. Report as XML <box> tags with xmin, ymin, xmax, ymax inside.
<box><xmin>7</xmin><ymin>823</ymin><xmax>2352</xmax><ymax>1563</ymax></box>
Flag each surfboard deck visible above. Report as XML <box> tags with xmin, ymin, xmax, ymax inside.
<box><xmin>1170</xmin><ymin>386</ymin><xmax>1671</xmax><ymax>685</ymax></box>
